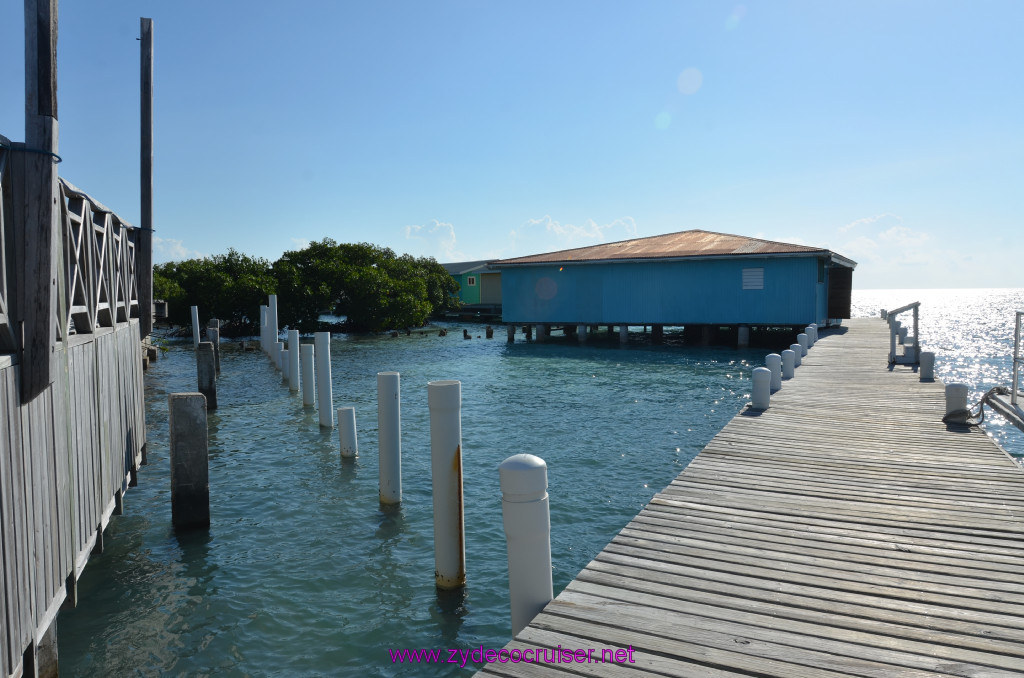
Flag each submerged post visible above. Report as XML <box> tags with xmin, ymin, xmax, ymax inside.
<box><xmin>315</xmin><ymin>332</ymin><xmax>333</xmax><ymax>427</ymax></box>
<box><xmin>500</xmin><ymin>454</ymin><xmax>553</xmax><ymax>637</ymax></box>
<box><xmin>766</xmin><ymin>353</ymin><xmax>782</xmax><ymax>391</ymax></box>
<box><xmin>781</xmin><ymin>349</ymin><xmax>796</xmax><ymax>379</ymax></box>
<box><xmin>168</xmin><ymin>393</ymin><xmax>210</xmax><ymax>529</ymax></box>
<box><xmin>338</xmin><ymin>406</ymin><xmax>358</xmax><ymax>458</ymax></box>
<box><xmin>378</xmin><ymin>371</ymin><xmax>402</xmax><ymax>504</ymax></box>
<box><xmin>288</xmin><ymin>329</ymin><xmax>300</xmax><ymax>391</ymax></box>
<box><xmin>191</xmin><ymin>306</ymin><xmax>200</xmax><ymax>348</ymax></box>
<box><xmin>196</xmin><ymin>342</ymin><xmax>217</xmax><ymax>409</ymax></box>
<box><xmin>300</xmin><ymin>344</ymin><xmax>315</xmax><ymax>405</ymax></box>
<box><xmin>751</xmin><ymin>367</ymin><xmax>771</xmax><ymax>410</ymax></box>
<box><xmin>428</xmin><ymin>380</ymin><xmax>465</xmax><ymax>589</ymax></box>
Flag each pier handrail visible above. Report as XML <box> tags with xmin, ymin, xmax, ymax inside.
<box><xmin>0</xmin><ymin>142</ymin><xmax>140</xmax><ymax>354</ymax></box>
<box><xmin>1014</xmin><ymin>311</ymin><xmax>1023</xmax><ymax>408</ymax></box>
<box><xmin>886</xmin><ymin>301</ymin><xmax>920</xmax><ymax>365</ymax></box>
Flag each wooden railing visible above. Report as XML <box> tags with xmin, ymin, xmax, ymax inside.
<box><xmin>0</xmin><ymin>136</ymin><xmax>141</xmax><ymax>358</ymax></box>
<box><xmin>59</xmin><ymin>179</ymin><xmax>140</xmax><ymax>337</ymax></box>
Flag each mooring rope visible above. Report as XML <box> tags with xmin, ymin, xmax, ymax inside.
<box><xmin>942</xmin><ymin>386</ymin><xmax>1012</xmax><ymax>425</ymax></box>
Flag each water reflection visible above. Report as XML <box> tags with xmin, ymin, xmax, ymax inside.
<box><xmin>432</xmin><ymin>586</ymin><xmax>468</xmax><ymax>646</ymax></box>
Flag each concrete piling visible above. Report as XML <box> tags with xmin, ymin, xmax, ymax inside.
<box><xmin>378</xmin><ymin>371</ymin><xmax>402</xmax><ymax>504</ymax></box>
<box><xmin>168</xmin><ymin>393</ymin><xmax>210</xmax><ymax>529</ymax></box>
<box><xmin>507</xmin><ymin>325</ymin><xmax>515</xmax><ymax>343</ymax></box>
<box><xmin>196</xmin><ymin>342</ymin><xmax>217</xmax><ymax>410</ymax></box>
<box><xmin>288</xmin><ymin>329</ymin><xmax>300</xmax><ymax>391</ymax></box>
<box><xmin>737</xmin><ymin>325</ymin><xmax>750</xmax><ymax>348</ymax></box>
<box><xmin>499</xmin><ymin>453</ymin><xmax>553</xmax><ymax>636</ymax></box>
<box><xmin>275</xmin><ymin>342</ymin><xmax>285</xmax><ymax>371</ymax></box>
<box><xmin>339</xmin><ymin>406</ymin><xmax>358</xmax><ymax>458</ymax></box>
<box><xmin>206</xmin><ymin>327</ymin><xmax>220</xmax><ymax>373</ymax></box>
<box><xmin>190</xmin><ymin>305</ymin><xmax>200</xmax><ymax>348</ymax></box>
<box><xmin>301</xmin><ymin>344</ymin><xmax>315</xmax><ymax>405</ymax></box>
<box><xmin>796</xmin><ymin>333</ymin><xmax>809</xmax><ymax>357</ymax></box>
<box><xmin>619</xmin><ymin>325</ymin><xmax>629</xmax><ymax>345</ymax></box>
<box><xmin>428</xmin><ymin>380</ymin><xmax>465</xmax><ymax>590</ymax></box>
<box><xmin>790</xmin><ymin>343</ymin><xmax>803</xmax><ymax>367</ymax></box>
<box><xmin>315</xmin><ymin>332</ymin><xmax>333</xmax><ymax>428</ymax></box>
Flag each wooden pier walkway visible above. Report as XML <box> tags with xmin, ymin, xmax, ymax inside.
<box><xmin>478</xmin><ymin>317</ymin><xmax>1024</xmax><ymax>678</ymax></box>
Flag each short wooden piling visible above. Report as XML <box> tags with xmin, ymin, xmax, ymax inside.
<box><xmin>378</xmin><ymin>371</ymin><xmax>402</xmax><ymax>504</ymax></box>
<box><xmin>300</xmin><ymin>344</ymin><xmax>315</xmax><ymax>405</ymax></box>
<box><xmin>288</xmin><ymin>329</ymin><xmax>300</xmax><ymax>391</ymax></box>
<box><xmin>206</xmin><ymin>327</ymin><xmax>220</xmax><ymax>373</ymax></box>
<box><xmin>315</xmin><ymin>332</ymin><xmax>333</xmax><ymax>428</ymax></box>
<box><xmin>169</xmin><ymin>393</ymin><xmax>210</xmax><ymax>529</ymax></box>
<box><xmin>196</xmin><ymin>342</ymin><xmax>217</xmax><ymax>410</ymax></box>
<box><xmin>428</xmin><ymin>380</ymin><xmax>465</xmax><ymax>589</ymax></box>
<box><xmin>338</xmin><ymin>407</ymin><xmax>358</xmax><ymax>458</ymax></box>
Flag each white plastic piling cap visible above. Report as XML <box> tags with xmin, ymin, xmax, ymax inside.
<box><xmin>500</xmin><ymin>454</ymin><xmax>548</xmax><ymax>502</ymax></box>
<box><xmin>427</xmin><ymin>380</ymin><xmax>461</xmax><ymax>410</ymax></box>
<box><xmin>766</xmin><ymin>353</ymin><xmax>781</xmax><ymax>368</ymax></box>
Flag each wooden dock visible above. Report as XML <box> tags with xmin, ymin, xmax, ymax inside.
<box><xmin>478</xmin><ymin>317</ymin><xmax>1024</xmax><ymax>677</ymax></box>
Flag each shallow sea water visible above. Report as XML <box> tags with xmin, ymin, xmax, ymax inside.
<box><xmin>58</xmin><ymin>288</ymin><xmax>1024</xmax><ymax>675</ymax></box>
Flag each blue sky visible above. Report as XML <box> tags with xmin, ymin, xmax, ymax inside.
<box><xmin>1</xmin><ymin>1</ymin><xmax>1020</xmax><ymax>288</ymax></box>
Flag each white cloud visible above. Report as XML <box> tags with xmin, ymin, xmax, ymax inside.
<box><xmin>505</xmin><ymin>215</ymin><xmax>638</xmax><ymax>257</ymax></box>
<box><xmin>153</xmin><ymin>236</ymin><xmax>203</xmax><ymax>263</ymax></box>
<box><xmin>839</xmin><ymin>212</ymin><xmax>902</xmax><ymax>233</ymax></box>
<box><xmin>404</xmin><ymin>219</ymin><xmax>463</xmax><ymax>261</ymax></box>
<box><xmin>290</xmin><ymin>237</ymin><xmax>311</xmax><ymax>250</ymax></box>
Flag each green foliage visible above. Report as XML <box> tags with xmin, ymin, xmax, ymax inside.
<box><xmin>155</xmin><ymin>240</ymin><xmax>463</xmax><ymax>335</ymax></box>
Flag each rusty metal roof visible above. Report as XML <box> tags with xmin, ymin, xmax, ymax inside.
<box><xmin>492</xmin><ymin>229</ymin><xmax>832</xmax><ymax>266</ymax></box>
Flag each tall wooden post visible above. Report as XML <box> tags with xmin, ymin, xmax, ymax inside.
<box><xmin>138</xmin><ymin>17</ymin><xmax>154</xmax><ymax>337</ymax></box>
<box><xmin>20</xmin><ymin>0</ymin><xmax>60</xmax><ymax>402</ymax></box>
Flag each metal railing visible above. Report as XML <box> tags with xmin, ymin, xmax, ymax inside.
<box><xmin>886</xmin><ymin>301</ymin><xmax>920</xmax><ymax>365</ymax></box>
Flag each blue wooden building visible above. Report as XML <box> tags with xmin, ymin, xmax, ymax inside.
<box><xmin>492</xmin><ymin>230</ymin><xmax>855</xmax><ymax>341</ymax></box>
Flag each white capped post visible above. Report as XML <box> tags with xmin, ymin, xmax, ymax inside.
<box><xmin>781</xmin><ymin>349</ymin><xmax>796</xmax><ymax>379</ymax></box>
<box><xmin>920</xmin><ymin>351</ymin><xmax>935</xmax><ymax>381</ymax></box>
<box><xmin>797</xmin><ymin>333</ymin><xmax>809</xmax><ymax>356</ymax></box>
<box><xmin>315</xmin><ymin>332</ymin><xmax>333</xmax><ymax>428</ymax></box>
<box><xmin>428</xmin><ymin>380</ymin><xmax>465</xmax><ymax>589</ymax></box>
<box><xmin>789</xmin><ymin>343</ymin><xmax>803</xmax><ymax>367</ymax></box>
<box><xmin>500</xmin><ymin>454</ymin><xmax>553</xmax><ymax>637</ymax></box>
<box><xmin>288</xmin><ymin>329</ymin><xmax>300</xmax><ymax>391</ymax></box>
<box><xmin>301</xmin><ymin>344</ymin><xmax>315</xmax><ymax>405</ymax></box>
<box><xmin>751</xmin><ymin>367</ymin><xmax>771</xmax><ymax>410</ymax></box>
<box><xmin>190</xmin><ymin>305</ymin><xmax>200</xmax><ymax>348</ymax></box>
<box><xmin>804</xmin><ymin>326</ymin><xmax>815</xmax><ymax>347</ymax></box>
<box><xmin>766</xmin><ymin>353</ymin><xmax>782</xmax><ymax>391</ymax></box>
<box><xmin>378</xmin><ymin>371</ymin><xmax>401</xmax><ymax>504</ymax></box>
<box><xmin>338</xmin><ymin>406</ymin><xmax>358</xmax><ymax>458</ymax></box>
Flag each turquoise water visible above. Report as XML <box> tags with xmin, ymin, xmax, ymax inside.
<box><xmin>57</xmin><ymin>289</ymin><xmax>1024</xmax><ymax>675</ymax></box>
<box><xmin>58</xmin><ymin>324</ymin><xmax>763</xmax><ymax>676</ymax></box>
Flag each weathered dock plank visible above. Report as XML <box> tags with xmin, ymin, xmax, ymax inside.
<box><xmin>478</xmin><ymin>318</ymin><xmax>1024</xmax><ymax>677</ymax></box>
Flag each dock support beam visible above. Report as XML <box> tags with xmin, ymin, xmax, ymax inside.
<box><xmin>169</xmin><ymin>393</ymin><xmax>210</xmax><ymax>529</ymax></box>
<box><xmin>577</xmin><ymin>324</ymin><xmax>588</xmax><ymax>343</ymax></box>
<box><xmin>507</xmin><ymin>324</ymin><xmax>515</xmax><ymax>342</ymax></box>
<box><xmin>619</xmin><ymin>325</ymin><xmax>629</xmax><ymax>345</ymax></box>
<box><xmin>652</xmin><ymin>324</ymin><xmax>664</xmax><ymax>344</ymax></box>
